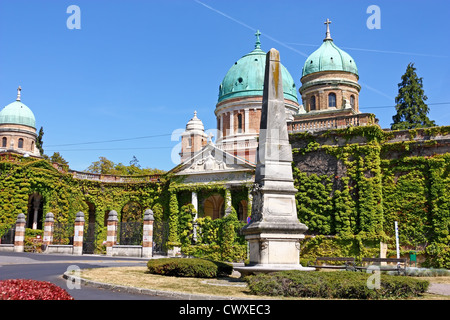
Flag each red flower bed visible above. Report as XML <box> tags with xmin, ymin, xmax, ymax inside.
<box><xmin>0</xmin><ymin>279</ymin><xmax>74</xmax><ymax>300</ymax></box>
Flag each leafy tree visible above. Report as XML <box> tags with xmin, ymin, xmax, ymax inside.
<box><xmin>49</xmin><ymin>152</ymin><xmax>68</xmax><ymax>165</ymax></box>
<box><xmin>85</xmin><ymin>156</ymin><xmax>166</xmax><ymax>175</ymax></box>
<box><xmin>86</xmin><ymin>157</ymin><xmax>116</xmax><ymax>174</ymax></box>
<box><xmin>391</xmin><ymin>63</ymin><xmax>436</xmax><ymax>130</ymax></box>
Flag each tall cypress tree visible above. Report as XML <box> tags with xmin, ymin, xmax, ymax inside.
<box><xmin>36</xmin><ymin>126</ymin><xmax>44</xmax><ymax>155</ymax></box>
<box><xmin>391</xmin><ymin>63</ymin><xmax>435</xmax><ymax>130</ymax></box>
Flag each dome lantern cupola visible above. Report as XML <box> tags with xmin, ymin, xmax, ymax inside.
<box><xmin>301</xmin><ymin>19</ymin><xmax>358</xmax><ymax>78</ymax></box>
<box><xmin>0</xmin><ymin>86</ymin><xmax>40</xmax><ymax>156</ymax></box>
<box><xmin>217</xmin><ymin>30</ymin><xmax>298</xmax><ymax>104</ymax></box>
<box><xmin>299</xmin><ymin>20</ymin><xmax>361</xmax><ymax>113</ymax></box>
<box><xmin>0</xmin><ymin>86</ymin><xmax>36</xmax><ymax>129</ymax></box>
<box><xmin>214</xmin><ymin>31</ymin><xmax>300</xmax><ymax>164</ymax></box>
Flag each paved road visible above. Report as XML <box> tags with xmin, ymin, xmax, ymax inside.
<box><xmin>0</xmin><ymin>252</ymin><xmax>170</xmax><ymax>300</ymax></box>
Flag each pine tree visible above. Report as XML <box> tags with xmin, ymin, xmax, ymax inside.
<box><xmin>391</xmin><ymin>63</ymin><xmax>435</xmax><ymax>130</ymax></box>
<box><xmin>36</xmin><ymin>127</ymin><xmax>44</xmax><ymax>155</ymax></box>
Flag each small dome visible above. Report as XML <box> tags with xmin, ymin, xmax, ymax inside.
<box><xmin>218</xmin><ymin>32</ymin><xmax>298</xmax><ymax>103</ymax></box>
<box><xmin>0</xmin><ymin>100</ymin><xmax>36</xmax><ymax>129</ymax></box>
<box><xmin>302</xmin><ymin>39</ymin><xmax>358</xmax><ymax>78</ymax></box>
<box><xmin>185</xmin><ymin>111</ymin><xmax>205</xmax><ymax>132</ymax></box>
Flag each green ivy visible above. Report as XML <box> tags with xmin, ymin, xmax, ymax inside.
<box><xmin>291</xmin><ymin>125</ymin><xmax>450</xmax><ymax>268</ymax></box>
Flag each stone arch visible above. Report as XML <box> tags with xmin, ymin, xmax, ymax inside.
<box><xmin>328</xmin><ymin>92</ymin><xmax>336</xmax><ymax>108</ymax></box>
<box><xmin>203</xmin><ymin>194</ymin><xmax>224</xmax><ymax>220</ymax></box>
<box><xmin>121</xmin><ymin>201</ymin><xmax>143</xmax><ymax>222</ymax></box>
<box><xmin>84</xmin><ymin>201</ymin><xmax>97</xmax><ymax>254</ymax></box>
<box><xmin>85</xmin><ymin>201</ymin><xmax>96</xmax><ymax>224</ymax></box>
<box><xmin>119</xmin><ymin>201</ymin><xmax>143</xmax><ymax>245</ymax></box>
<box><xmin>27</xmin><ymin>193</ymin><xmax>43</xmax><ymax>229</ymax></box>
<box><xmin>237</xmin><ymin>199</ymin><xmax>248</xmax><ymax>221</ymax></box>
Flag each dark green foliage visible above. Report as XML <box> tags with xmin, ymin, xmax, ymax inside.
<box><xmin>146</xmin><ymin>258</ymin><xmax>233</xmax><ymax>278</ymax></box>
<box><xmin>36</xmin><ymin>127</ymin><xmax>44</xmax><ymax>156</ymax></box>
<box><xmin>245</xmin><ymin>270</ymin><xmax>429</xmax><ymax>299</ymax></box>
<box><xmin>391</xmin><ymin>63</ymin><xmax>435</xmax><ymax>130</ymax></box>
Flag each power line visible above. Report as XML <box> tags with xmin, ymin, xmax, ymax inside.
<box><xmin>361</xmin><ymin>102</ymin><xmax>450</xmax><ymax>109</ymax></box>
<box><xmin>45</xmin><ymin>146</ymin><xmax>174</xmax><ymax>152</ymax></box>
<box><xmin>45</xmin><ymin>133</ymin><xmax>172</xmax><ymax>147</ymax></box>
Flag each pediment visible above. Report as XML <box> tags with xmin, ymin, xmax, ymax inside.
<box><xmin>171</xmin><ymin>143</ymin><xmax>255</xmax><ymax>176</ymax></box>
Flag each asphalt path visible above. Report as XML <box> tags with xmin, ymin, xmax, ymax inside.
<box><xmin>0</xmin><ymin>251</ymin><xmax>170</xmax><ymax>300</ymax></box>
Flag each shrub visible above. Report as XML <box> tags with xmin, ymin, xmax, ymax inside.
<box><xmin>244</xmin><ymin>270</ymin><xmax>429</xmax><ymax>299</ymax></box>
<box><xmin>0</xmin><ymin>279</ymin><xmax>74</xmax><ymax>300</ymax></box>
<box><xmin>147</xmin><ymin>258</ymin><xmax>233</xmax><ymax>278</ymax></box>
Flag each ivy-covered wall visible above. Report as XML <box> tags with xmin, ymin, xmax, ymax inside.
<box><xmin>1</xmin><ymin>125</ymin><xmax>449</xmax><ymax>267</ymax></box>
<box><xmin>0</xmin><ymin>154</ymin><xmax>162</xmax><ymax>252</ymax></box>
<box><xmin>290</xmin><ymin>125</ymin><xmax>450</xmax><ymax>268</ymax></box>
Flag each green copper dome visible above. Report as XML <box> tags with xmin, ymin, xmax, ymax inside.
<box><xmin>302</xmin><ymin>39</ymin><xmax>358</xmax><ymax>78</ymax></box>
<box><xmin>0</xmin><ymin>88</ymin><xmax>36</xmax><ymax>128</ymax></box>
<box><xmin>218</xmin><ymin>31</ymin><xmax>298</xmax><ymax>103</ymax></box>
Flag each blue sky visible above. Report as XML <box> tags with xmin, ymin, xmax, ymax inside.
<box><xmin>1</xmin><ymin>0</ymin><xmax>449</xmax><ymax>172</ymax></box>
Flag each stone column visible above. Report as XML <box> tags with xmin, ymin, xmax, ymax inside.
<box><xmin>73</xmin><ymin>211</ymin><xmax>85</xmax><ymax>255</ymax></box>
<box><xmin>43</xmin><ymin>212</ymin><xmax>54</xmax><ymax>247</ymax></box>
<box><xmin>142</xmin><ymin>209</ymin><xmax>154</xmax><ymax>258</ymax></box>
<box><xmin>32</xmin><ymin>195</ymin><xmax>41</xmax><ymax>230</ymax></box>
<box><xmin>219</xmin><ymin>114</ymin><xmax>224</xmax><ymax>140</ymax></box>
<box><xmin>240</xmin><ymin>49</ymin><xmax>311</xmax><ymax>272</ymax></box>
<box><xmin>14</xmin><ymin>213</ymin><xmax>26</xmax><ymax>253</ymax></box>
<box><xmin>244</xmin><ymin>109</ymin><xmax>249</xmax><ymax>133</ymax></box>
<box><xmin>247</xmin><ymin>187</ymin><xmax>253</xmax><ymax>222</ymax></box>
<box><xmin>191</xmin><ymin>191</ymin><xmax>199</xmax><ymax>242</ymax></box>
<box><xmin>229</xmin><ymin>111</ymin><xmax>234</xmax><ymax>136</ymax></box>
<box><xmin>106</xmin><ymin>210</ymin><xmax>118</xmax><ymax>256</ymax></box>
<box><xmin>224</xmin><ymin>186</ymin><xmax>232</xmax><ymax>216</ymax></box>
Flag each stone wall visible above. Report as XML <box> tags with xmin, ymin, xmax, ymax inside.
<box><xmin>289</xmin><ymin>125</ymin><xmax>450</xmax><ymax>268</ymax></box>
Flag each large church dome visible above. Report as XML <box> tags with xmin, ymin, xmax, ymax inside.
<box><xmin>218</xmin><ymin>31</ymin><xmax>298</xmax><ymax>104</ymax></box>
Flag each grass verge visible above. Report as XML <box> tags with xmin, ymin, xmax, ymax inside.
<box><xmin>79</xmin><ymin>267</ymin><xmax>450</xmax><ymax>300</ymax></box>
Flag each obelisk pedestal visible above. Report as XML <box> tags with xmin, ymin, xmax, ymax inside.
<box><xmin>236</xmin><ymin>48</ymin><xmax>314</xmax><ymax>275</ymax></box>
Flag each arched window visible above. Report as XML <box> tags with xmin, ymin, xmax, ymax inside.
<box><xmin>328</xmin><ymin>93</ymin><xmax>336</xmax><ymax>108</ymax></box>
<box><xmin>310</xmin><ymin>96</ymin><xmax>316</xmax><ymax>111</ymax></box>
<box><xmin>350</xmin><ymin>95</ymin><xmax>355</xmax><ymax>109</ymax></box>
<box><xmin>1</xmin><ymin>137</ymin><xmax>6</xmax><ymax>148</ymax></box>
<box><xmin>18</xmin><ymin>138</ymin><xmax>24</xmax><ymax>149</ymax></box>
<box><xmin>237</xmin><ymin>114</ymin><xmax>243</xmax><ymax>133</ymax></box>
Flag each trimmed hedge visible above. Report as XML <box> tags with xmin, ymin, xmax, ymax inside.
<box><xmin>244</xmin><ymin>270</ymin><xmax>429</xmax><ymax>299</ymax></box>
<box><xmin>147</xmin><ymin>258</ymin><xmax>233</xmax><ymax>278</ymax></box>
<box><xmin>0</xmin><ymin>279</ymin><xmax>74</xmax><ymax>300</ymax></box>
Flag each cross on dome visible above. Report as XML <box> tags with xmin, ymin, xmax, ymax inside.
<box><xmin>324</xmin><ymin>18</ymin><xmax>332</xmax><ymax>41</ymax></box>
<box><xmin>16</xmin><ymin>86</ymin><xmax>22</xmax><ymax>101</ymax></box>
<box><xmin>255</xmin><ymin>30</ymin><xmax>261</xmax><ymax>49</ymax></box>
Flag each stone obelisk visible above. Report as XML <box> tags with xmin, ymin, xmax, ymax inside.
<box><xmin>238</xmin><ymin>48</ymin><xmax>312</xmax><ymax>274</ymax></box>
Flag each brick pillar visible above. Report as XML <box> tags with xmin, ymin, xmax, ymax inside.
<box><xmin>73</xmin><ymin>211</ymin><xmax>85</xmax><ymax>255</ymax></box>
<box><xmin>43</xmin><ymin>212</ymin><xmax>54</xmax><ymax>248</ymax></box>
<box><xmin>14</xmin><ymin>213</ymin><xmax>26</xmax><ymax>253</ymax></box>
<box><xmin>142</xmin><ymin>209</ymin><xmax>154</xmax><ymax>258</ymax></box>
<box><xmin>106</xmin><ymin>210</ymin><xmax>118</xmax><ymax>256</ymax></box>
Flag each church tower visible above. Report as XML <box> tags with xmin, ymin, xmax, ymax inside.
<box><xmin>290</xmin><ymin>19</ymin><xmax>378</xmax><ymax>132</ymax></box>
<box><xmin>300</xmin><ymin>19</ymin><xmax>360</xmax><ymax>113</ymax></box>
<box><xmin>179</xmin><ymin>111</ymin><xmax>208</xmax><ymax>163</ymax></box>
